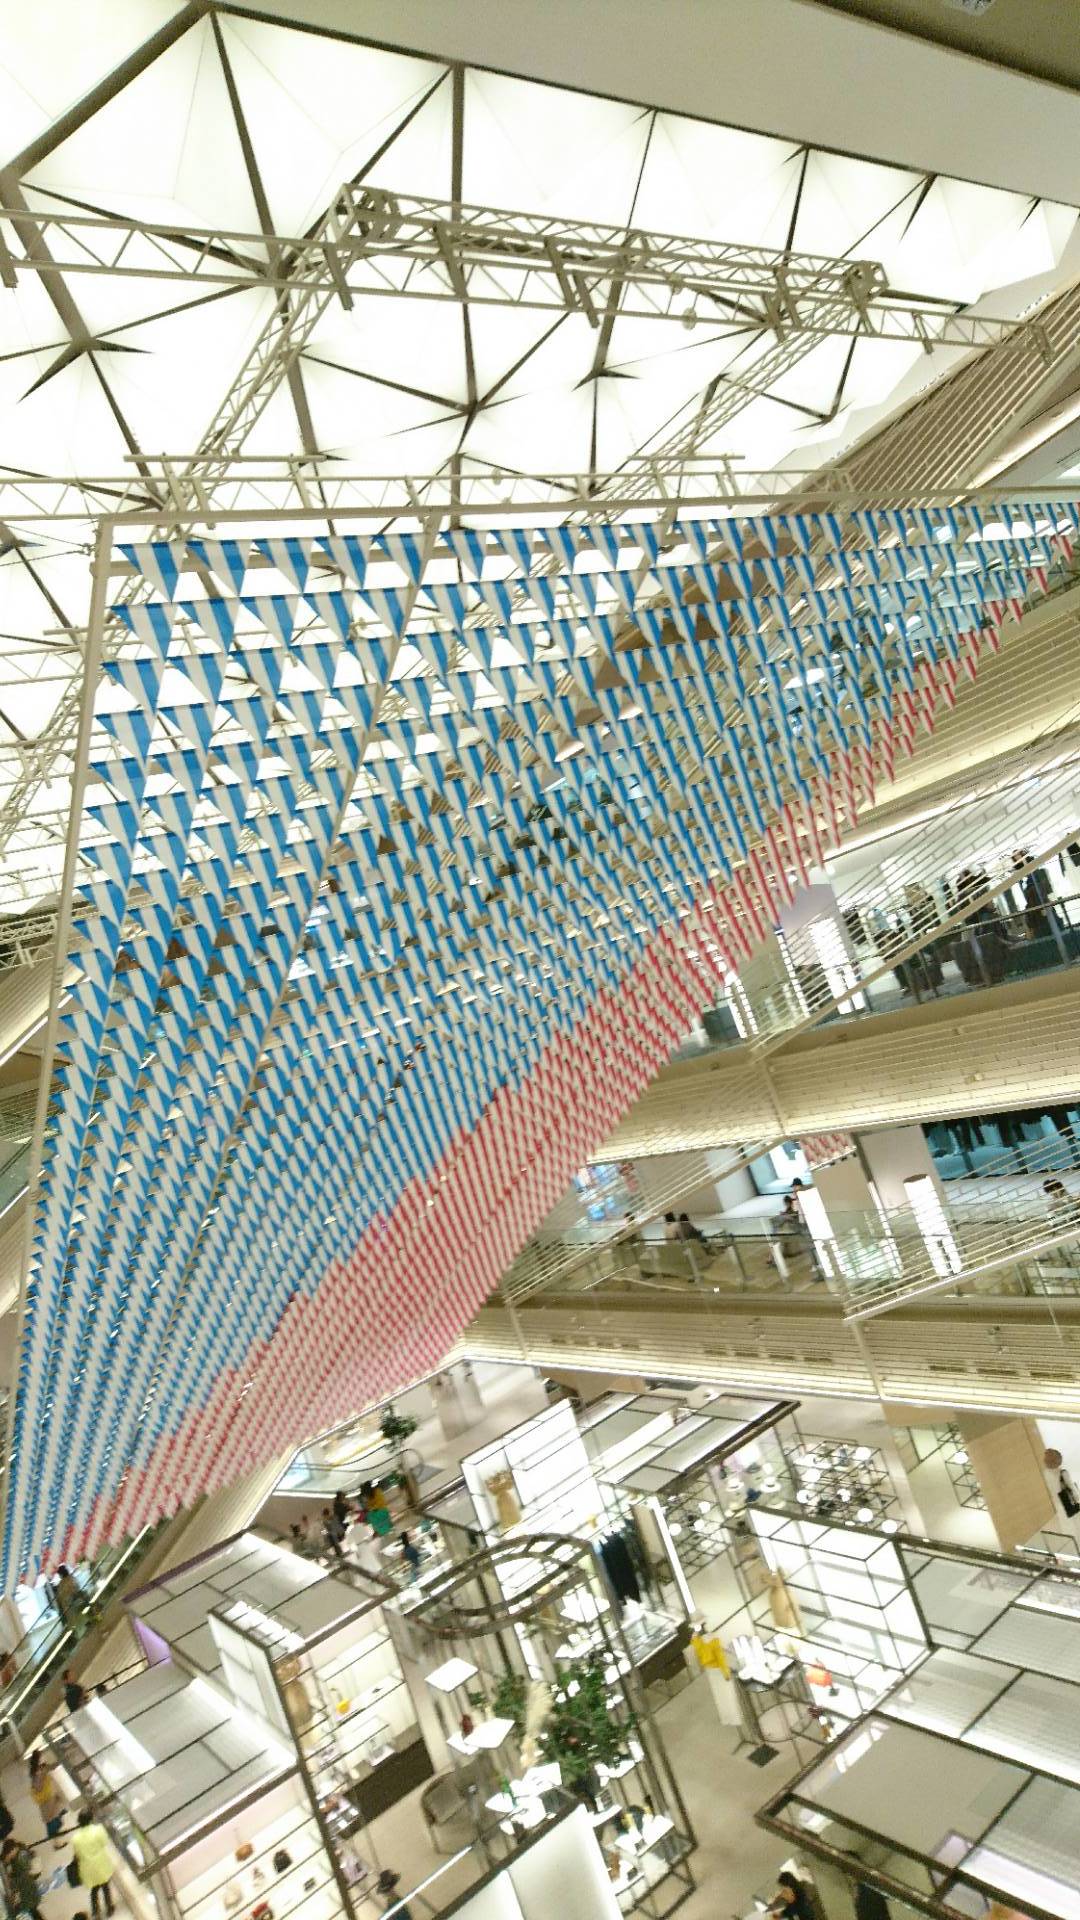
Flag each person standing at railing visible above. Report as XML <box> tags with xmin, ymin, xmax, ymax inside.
<box><xmin>342</xmin><ymin>1515</ymin><xmax>382</xmax><ymax>1578</ymax></box>
<box><xmin>1012</xmin><ymin>849</ymin><xmax>1059</xmax><ymax>943</ymax></box>
<box><xmin>320</xmin><ymin>1507</ymin><xmax>345</xmax><ymax>1561</ymax></box>
<box><xmin>62</xmin><ymin>1671</ymin><xmax>86</xmax><ymax>1715</ymax></box>
<box><xmin>1043</xmin><ymin>1179</ymin><xmax>1080</xmax><ymax>1233</ymax></box>
<box><xmin>27</xmin><ymin>1756</ymin><xmax>65</xmax><ymax>1853</ymax></box>
<box><xmin>954</xmin><ymin>869</ymin><xmax>1008</xmax><ymax>985</ymax></box>
<box><xmin>674</xmin><ymin>1213</ymin><xmax>704</xmax><ymax>1242</ymax></box>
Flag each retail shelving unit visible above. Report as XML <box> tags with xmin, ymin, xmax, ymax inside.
<box><xmin>759</xmin><ymin>1540</ymin><xmax>1080</xmax><ymax>1920</ymax></box>
<box><xmin>943</xmin><ymin>1439</ymin><xmax>987</xmax><ymax>1512</ymax></box>
<box><xmin>788</xmin><ymin>1436</ymin><xmax>902</xmax><ymax>1526</ymax></box>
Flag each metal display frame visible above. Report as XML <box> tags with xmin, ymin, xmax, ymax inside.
<box><xmin>756</xmin><ymin>1525</ymin><xmax>1080</xmax><ymax>1920</ymax></box>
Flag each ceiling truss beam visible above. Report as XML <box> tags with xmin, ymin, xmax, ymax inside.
<box><xmin>0</xmin><ymin>187</ymin><xmax>1026</xmax><ymax>351</ymax></box>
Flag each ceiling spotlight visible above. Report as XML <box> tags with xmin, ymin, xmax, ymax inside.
<box><xmin>856</xmin><ymin>1507</ymin><xmax>874</xmax><ymax>1525</ymax></box>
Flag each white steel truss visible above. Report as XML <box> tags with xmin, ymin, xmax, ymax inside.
<box><xmin>0</xmin><ymin>3</ymin><xmax>1077</xmax><ymax>907</ymax></box>
<box><xmin>0</xmin><ymin>189</ymin><xmax>1024</xmax><ymax>349</ymax></box>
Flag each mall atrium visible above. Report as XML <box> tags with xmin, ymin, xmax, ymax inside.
<box><xmin>3</xmin><ymin>2</ymin><xmax>1080</xmax><ymax>1918</ymax></box>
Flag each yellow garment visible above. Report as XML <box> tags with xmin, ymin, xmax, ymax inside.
<box><xmin>31</xmin><ymin>1770</ymin><xmax>63</xmax><ymax>1824</ymax></box>
<box><xmin>690</xmin><ymin>1632</ymin><xmax>730</xmax><ymax>1676</ymax></box>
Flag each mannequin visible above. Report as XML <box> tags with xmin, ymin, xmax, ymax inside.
<box><xmin>277</xmin><ymin>1656</ymin><xmax>316</xmax><ymax>1737</ymax></box>
<box><xmin>690</xmin><ymin>1621</ymin><xmax>740</xmax><ymax>1729</ymax></box>
<box><xmin>767</xmin><ymin>1569</ymin><xmax>803</xmax><ymax>1634</ymax></box>
<box><xmin>485</xmin><ymin>1469</ymin><xmax>521</xmax><ymax>1531</ymax></box>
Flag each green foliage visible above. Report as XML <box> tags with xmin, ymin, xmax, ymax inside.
<box><xmin>491</xmin><ymin>1669</ymin><xmax>528</xmax><ymax>1730</ymax></box>
<box><xmin>379</xmin><ymin>1406</ymin><xmax>418</xmax><ymax>1451</ymax></box>
<box><xmin>540</xmin><ymin>1656</ymin><xmax>633</xmax><ymax>1787</ymax></box>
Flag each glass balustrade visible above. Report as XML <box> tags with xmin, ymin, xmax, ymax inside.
<box><xmin>518</xmin><ymin>1189</ymin><xmax>1080</xmax><ymax>1311</ymax></box>
<box><xmin>0</xmin><ymin>1139</ymin><xmax>31</xmax><ymax>1219</ymax></box>
<box><xmin>0</xmin><ymin>1516</ymin><xmax>172</xmax><ymax>1740</ymax></box>
<box><xmin>674</xmin><ymin>885</ymin><xmax>1080</xmax><ymax>1060</ymax></box>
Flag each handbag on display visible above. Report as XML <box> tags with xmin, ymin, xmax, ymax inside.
<box><xmin>224</xmin><ymin>1885</ymin><xmax>242</xmax><ymax>1912</ymax></box>
<box><xmin>235</xmin><ymin>1844</ymin><xmax>254</xmax><ymax>1864</ymax></box>
<box><xmin>250</xmin><ymin>1903</ymin><xmax>273</xmax><ymax>1920</ymax></box>
<box><xmin>272</xmin><ymin>1852</ymin><xmax>292</xmax><ymax>1876</ymax></box>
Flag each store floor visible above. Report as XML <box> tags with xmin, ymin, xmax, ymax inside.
<box><xmin>655</xmin><ymin>1676</ymin><xmax>796</xmax><ymax>1920</ymax></box>
<box><xmin>345</xmin><ymin>1667</ymin><xmax>799</xmax><ymax>1920</ymax></box>
<box><xmin>0</xmin><ymin>1747</ymin><xmax>156</xmax><ymax>1920</ymax></box>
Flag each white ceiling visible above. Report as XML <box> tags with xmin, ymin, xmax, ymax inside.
<box><xmin>0</xmin><ymin>0</ymin><xmax>1077</xmax><ymax>908</ymax></box>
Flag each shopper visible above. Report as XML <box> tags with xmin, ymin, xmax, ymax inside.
<box><xmin>70</xmin><ymin>1809</ymin><xmax>116</xmax><ymax>1919</ymax></box>
<box><xmin>903</xmin><ymin>884</ymin><xmax>939</xmax><ymax>941</ymax></box>
<box><xmin>1012</xmin><ymin>849</ymin><xmax>1057</xmax><ymax>941</ymax></box>
<box><xmin>662</xmin><ymin>1211</ymin><xmax>679</xmax><ymax>1242</ymax></box>
<box><xmin>1044</xmin><ymin>1178</ymin><xmax>1080</xmax><ymax>1232</ymax></box>
<box><xmin>63</xmin><ymin>1670</ymin><xmax>87</xmax><ymax>1714</ymax></box>
<box><xmin>331</xmin><ymin>1489</ymin><xmax>349</xmax><ymax>1533</ymax></box>
<box><xmin>321</xmin><ymin>1508</ymin><xmax>345</xmax><ymax>1560</ymax></box>
<box><xmin>1</xmin><ymin>1836</ymin><xmax>43</xmax><ymax>1920</ymax></box>
<box><xmin>343</xmin><ymin>1517</ymin><xmax>382</xmax><ymax>1578</ymax></box>
<box><xmin>675</xmin><ymin>1213</ymin><xmax>704</xmax><ymax>1243</ymax></box>
<box><xmin>0</xmin><ymin>1800</ymin><xmax>13</xmax><ymax>1845</ymax></box>
<box><xmin>767</xmin><ymin>1869</ymin><xmax>814</xmax><ymax>1920</ymax></box>
<box><xmin>399</xmin><ymin>1530</ymin><xmax>422</xmax><ymax>1579</ymax></box>
<box><xmin>28</xmin><ymin>1754</ymin><xmax>66</xmax><ymax>1850</ymax></box>
<box><xmin>52</xmin><ymin>1567</ymin><xmax>87</xmax><ymax>1635</ymax></box>
<box><xmin>779</xmin><ymin>1194</ymin><xmax>801</xmax><ymax>1233</ymax></box>
<box><xmin>854</xmin><ymin>1885</ymin><xmax>891</xmax><ymax>1920</ymax></box>
<box><xmin>375</xmin><ymin>1869</ymin><xmax>411</xmax><ymax>1920</ymax></box>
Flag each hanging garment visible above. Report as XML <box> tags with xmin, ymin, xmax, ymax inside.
<box><xmin>631</xmin><ymin>1502</ymin><xmax>666</xmax><ymax>1595</ymax></box>
<box><xmin>485</xmin><ymin>1468</ymin><xmax>521</xmax><ymax>1530</ymax></box>
<box><xmin>690</xmin><ymin>1631</ymin><xmax>730</xmax><ymax>1676</ymax></box>
<box><xmin>598</xmin><ymin>1532</ymin><xmax>641</xmax><ymax>1608</ymax></box>
<box><xmin>855</xmin><ymin>1885</ymin><xmax>891</xmax><ymax>1920</ymax></box>
<box><xmin>623</xmin><ymin>1514</ymin><xmax>656</xmax><ymax>1600</ymax></box>
<box><xmin>1059</xmin><ymin>1470</ymin><xmax>1080</xmax><ymax>1519</ymax></box>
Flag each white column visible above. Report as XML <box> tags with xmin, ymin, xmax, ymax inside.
<box><xmin>858</xmin><ymin>1125</ymin><xmax>945</xmax><ymax>1210</ymax></box>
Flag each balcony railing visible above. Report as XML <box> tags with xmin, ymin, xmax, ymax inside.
<box><xmin>0</xmin><ymin>1518</ymin><xmax>171</xmax><ymax>1741</ymax></box>
<box><xmin>676</xmin><ymin>881</ymin><xmax>1080</xmax><ymax>1058</ymax></box>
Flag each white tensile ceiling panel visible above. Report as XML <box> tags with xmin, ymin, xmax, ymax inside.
<box><xmin>0</xmin><ymin>0</ymin><xmax>1073</xmax><ymax>907</ymax></box>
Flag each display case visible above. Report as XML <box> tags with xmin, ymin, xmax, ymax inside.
<box><xmin>127</xmin><ymin>1532</ymin><xmax>432</xmax><ymax>1834</ymax></box>
<box><xmin>409</xmin><ymin>1531</ymin><xmax>696</xmax><ymax>1918</ymax></box>
<box><xmin>48</xmin><ymin>1659</ymin><xmax>351</xmax><ymax>1920</ymax></box>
